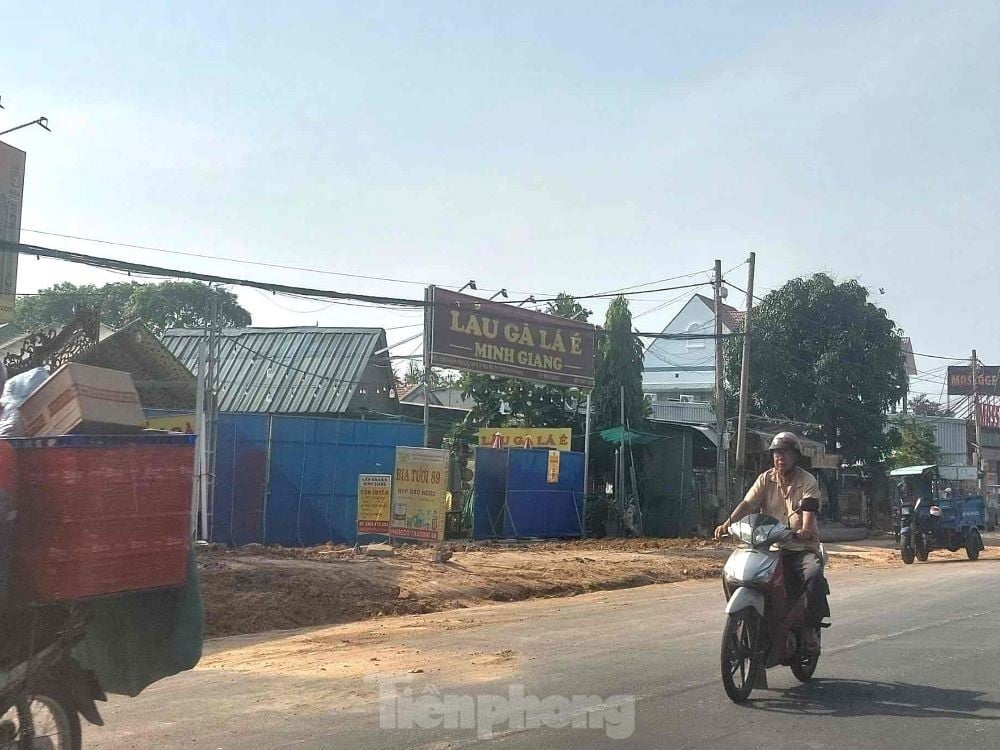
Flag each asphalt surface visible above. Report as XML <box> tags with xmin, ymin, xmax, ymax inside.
<box><xmin>87</xmin><ymin>555</ymin><xmax>1000</xmax><ymax>750</ymax></box>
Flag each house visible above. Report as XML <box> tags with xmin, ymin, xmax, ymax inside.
<box><xmin>160</xmin><ymin>327</ymin><xmax>400</xmax><ymax>418</ymax></box>
<box><xmin>74</xmin><ymin>320</ymin><xmax>196</xmax><ymax>410</ymax></box>
<box><xmin>887</xmin><ymin>413</ymin><xmax>969</xmax><ymax>468</ymax></box>
<box><xmin>398</xmin><ymin>383</ymin><xmax>475</xmax><ymax>411</ymax></box>
<box><xmin>642</xmin><ymin>293</ymin><xmax>744</xmax><ymax>424</ymax></box>
<box><xmin>0</xmin><ymin>320</ymin><xmax>116</xmax><ymax>360</ymax></box>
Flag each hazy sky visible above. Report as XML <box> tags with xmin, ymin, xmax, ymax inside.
<box><xmin>2</xmin><ymin>1</ymin><xmax>998</xmax><ymax>395</ymax></box>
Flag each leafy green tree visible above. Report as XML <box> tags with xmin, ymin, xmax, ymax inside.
<box><xmin>16</xmin><ymin>281</ymin><xmax>251</xmax><ymax>336</ymax></box>
<box><xmin>401</xmin><ymin>361</ymin><xmax>459</xmax><ymax>389</ymax></box>
<box><xmin>725</xmin><ymin>274</ymin><xmax>907</xmax><ymax>468</ymax></box>
<box><xmin>890</xmin><ymin>418</ymin><xmax>941</xmax><ymax>469</ymax></box>
<box><xmin>589</xmin><ymin>295</ymin><xmax>648</xmax><ymax>503</ymax></box>
<box><xmin>909</xmin><ymin>394</ymin><xmax>945</xmax><ymax>417</ymax></box>
<box><xmin>593</xmin><ymin>295</ymin><xmax>647</xmax><ymax>430</ymax></box>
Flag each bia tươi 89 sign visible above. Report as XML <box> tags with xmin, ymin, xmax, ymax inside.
<box><xmin>390</xmin><ymin>447</ymin><xmax>449</xmax><ymax>542</ymax></box>
<box><xmin>428</xmin><ymin>288</ymin><xmax>596</xmax><ymax>388</ymax></box>
<box><xmin>947</xmin><ymin>366</ymin><xmax>1000</xmax><ymax>396</ymax></box>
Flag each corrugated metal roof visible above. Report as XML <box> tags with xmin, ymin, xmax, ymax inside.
<box><xmin>161</xmin><ymin>327</ymin><xmax>391</xmax><ymax>415</ymax></box>
<box><xmin>888</xmin><ymin>414</ymin><xmax>969</xmax><ymax>468</ymax></box>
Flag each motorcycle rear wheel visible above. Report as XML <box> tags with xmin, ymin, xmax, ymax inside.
<box><xmin>720</xmin><ymin>608</ymin><xmax>763</xmax><ymax>703</ymax></box>
<box><xmin>0</xmin><ymin>688</ymin><xmax>80</xmax><ymax>750</ymax></box>
<box><xmin>790</xmin><ymin>639</ymin><xmax>820</xmax><ymax>683</ymax></box>
<box><xmin>967</xmin><ymin>529</ymin><xmax>982</xmax><ymax>561</ymax></box>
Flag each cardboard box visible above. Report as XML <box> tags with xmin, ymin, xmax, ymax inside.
<box><xmin>21</xmin><ymin>363</ymin><xmax>145</xmax><ymax>437</ymax></box>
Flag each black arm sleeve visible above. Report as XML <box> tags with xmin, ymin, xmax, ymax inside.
<box><xmin>799</xmin><ymin>497</ymin><xmax>820</xmax><ymax>513</ymax></box>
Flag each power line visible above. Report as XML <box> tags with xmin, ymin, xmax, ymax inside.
<box><xmin>587</xmin><ymin>267</ymin><xmax>713</xmax><ymax>297</ymax></box>
<box><xmin>20</xmin><ymin>227</ymin><xmax>466</xmax><ymax>291</ymax></box>
<box><xmin>552</xmin><ymin>281</ymin><xmax>709</xmax><ymax>303</ymax></box>
<box><xmin>5</xmin><ymin>239</ymin><xmax>427</xmax><ymax>308</ymax></box>
<box><xmin>20</xmin><ymin>227</ymin><xmax>568</xmax><ymax>298</ymax></box>
<box><xmin>912</xmin><ymin>351</ymin><xmax>969</xmax><ymax>362</ymax></box>
<box><xmin>5</xmin><ymin>239</ymin><xmax>709</xmax><ymax>319</ymax></box>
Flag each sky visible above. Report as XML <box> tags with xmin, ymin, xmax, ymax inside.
<box><xmin>2</xmin><ymin>1</ymin><xmax>998</xmax><ymax>396</ymax></box>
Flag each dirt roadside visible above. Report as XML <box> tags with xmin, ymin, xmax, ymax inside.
<box><xmin>197</xmin><ymin>536</ymin><xmax>919</xmax><ymax>638</ymax></box>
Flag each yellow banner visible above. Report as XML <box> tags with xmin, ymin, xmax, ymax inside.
<box><xmin>357</xmin><ymin>474</ymin><xmax>392</xmax><ymax>535</ymax></box>
<box><xmin>547</xmin><ymin>450</ymin><xmax>561</xmax><ymax>484</ymax></box>
<box><xmin>477</xmin><ymin>427</ymin><xmax>572</xmax><ymax>452</ymax></box>
<box><xmin>390</xmin><ymin>447</ymin><xmax>449</xmax><ymax>542</ymax></box>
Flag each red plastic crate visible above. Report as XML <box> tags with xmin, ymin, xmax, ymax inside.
<box><xmin>8</xmin><ymin>434</ymin><xmax>195</xmax><ymax>603</ymax></box>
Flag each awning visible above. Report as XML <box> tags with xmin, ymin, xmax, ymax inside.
<box><xmin>889</xmin><ymin>465</ymin><xmax>936</xmax><ymax>477</ymax></box>
<box><xmin>598</xmin><ymin>427</ymin><xmax>670</xmax><ymax>446</ymax></box>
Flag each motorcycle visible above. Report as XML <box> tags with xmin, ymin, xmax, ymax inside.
<box><xmin>720</xmin><ymin>513</ymin><xmax>830</xmax><ymax>703</ymax></box>
<box><xmin>0</xmin><ymin>605</ymin><xmax>106</xmax><ymax>750</ymax></box>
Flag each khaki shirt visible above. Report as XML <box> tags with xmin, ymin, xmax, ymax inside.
<box><xmin>742</xmin><ymin>467</ymin><xmax>821</xmax><ymax>553</ymax></box>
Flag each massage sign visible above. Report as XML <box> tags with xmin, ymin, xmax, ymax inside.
<box><xmin>428</xmin><ymin>288</ymin><xmax>597</xmax><ymax>389</ymax></box>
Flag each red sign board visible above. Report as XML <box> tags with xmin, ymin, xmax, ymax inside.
<box><xmin>978</xmin><ymin>403</ymin><xmax>1000</xmax><ymax>431</ymax></box>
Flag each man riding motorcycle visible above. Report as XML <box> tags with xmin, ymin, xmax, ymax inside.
<box><xmin>714</xmin><ymin>431</ymin><xmax>830</xmax><ymax>653</ymax></box>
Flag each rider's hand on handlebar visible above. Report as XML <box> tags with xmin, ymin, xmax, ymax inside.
<box><xmin>714</xmin><ymin>522</ymin><xmax>730</xmax><ymax>539</ymax></box>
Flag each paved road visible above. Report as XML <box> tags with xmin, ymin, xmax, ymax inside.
<box><xmin>87</xmin><ymin>557</ymin><xmax>1000</xmax><ymax>749</ymax></box>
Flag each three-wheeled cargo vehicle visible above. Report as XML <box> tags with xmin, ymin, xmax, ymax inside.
<box><xmin>890</xmin><ymin>464</ymin><xmax>986</xmax><ymax>564</ymax></box>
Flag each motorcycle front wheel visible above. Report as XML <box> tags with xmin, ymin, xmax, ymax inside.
<box><xmin>720</xmin><ymin>608</ymin><xmax>763</xmax><ymax>703</ymax></box>
<box><xmin>0</xmin><ymin>688</ymin><xmax>80</xmax><ymax>750</ymax></box>
<box><xmin>900</xmin><ymin>541</ymin><xmax>915</xmax><ymax>565</ymax></box>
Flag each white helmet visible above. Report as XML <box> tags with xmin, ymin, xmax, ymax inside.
<box><xmin>769</xmin><ymin>431</ymin><xmax>803</xmax><ymax>455</ymax></box>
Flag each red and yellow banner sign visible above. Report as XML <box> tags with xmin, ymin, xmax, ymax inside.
<box><xmin>357</xmin><ymin>474</ymin><xmax>392</xmax><ymax>535</ymax></box>
<box><xmin>477</xmin><ymin>427</ymin><xmax>572</xmax><ymax>452</ymax></box>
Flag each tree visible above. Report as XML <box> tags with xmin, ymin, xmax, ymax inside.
<box><xmin>459</xmin><ymin>294</ymin><xmax>592</xmax><ymax>431</ymax></box>
<box><xmin>401</xmin><ymin>361</ymin><xmax>459</xmax><ymax>389</ymax></box>
<box><xmin>593</xmin><ymin>295</ymin><xmax>647</xmax><ymax>430</ymax></box>
<box><xmin>16</xmin><ymin>281</ymin><xmax>252</xmax><ymax>336</ymax></box>
<box><xmin>725</xmin><ymin>274</ymin><xmax>908</xmax><ymax>467</ymax></box>
<box><xmin>588</xmin><ymin>295</ymin><xmax>649</xmax><ymax>498</ymax></box>
<box><xmin>909</xmin><ymin>394</ymin><xmax>945</xmax><ymax>417</ymax></box>
<box><xmin>890</xmin><ymin>418</ymin><xmax>940</xmax><ymax>469</ymax></box>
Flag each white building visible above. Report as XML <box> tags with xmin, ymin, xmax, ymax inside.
<box><xmin>643</xmin><ymin>294</ymin><xmax>743</xmax><ymax>423</ymax></box>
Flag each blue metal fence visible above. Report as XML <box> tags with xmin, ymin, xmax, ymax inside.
<box><xmin>472</xmin><ymin>447</ymin><xmax>585</xmax><ymax>539</ymax></box>
<box><xmin>504</xmin><ymin>449</ymin><xmax>585</xmax><ymax>538</ymax></box>
<box><xmin>214</xmin><ymin>414</ymin><xmax>269</xmax><ymax>547</ymax></box>
<box><xmin>211</xmin><ymin>414</ymin><xmax>422</xmax><ymax>546</ymax></box>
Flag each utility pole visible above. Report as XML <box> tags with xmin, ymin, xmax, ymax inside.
<box><xmin>619</xmin><ymin>384</ymin><xmax>626</xmax><ymax>517</ymax></box>
<box><xmin>735</xmin><ymin>252</ymin><xmax>756</xmax><ymax>476</ymax></box>
<box><xmin>973</xmin><ymin>349</ymin><xmax>984</xmax><ymax>497</ymax></box>
<box><xmin>204</xmin><ymin>292</ymin><xmax>220</xmax><ymax>540</ymax></box>
<box><xmin>714</xmin><ymin>260</ymin><xmax>728</xmax><ymax>509</ymax></box>
<box><xmin>423</xmin><ymin>286</ymin><xmax>433</xmax><ymax>447</ymax></box>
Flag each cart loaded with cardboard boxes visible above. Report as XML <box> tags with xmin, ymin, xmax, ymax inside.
<box><xmin>0</xmin><ymin>362</ymin><xmax>203</xmax><ymax>748</ymax></box>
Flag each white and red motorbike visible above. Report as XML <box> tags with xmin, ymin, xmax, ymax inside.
<box><xmin>720</xmin><ymin>513</ymin><xmax>830</xmax><ymax>703</ymax></box>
